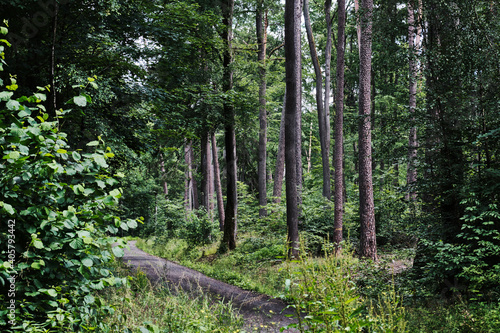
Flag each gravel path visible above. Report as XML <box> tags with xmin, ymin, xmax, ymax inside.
<box><xmin>121</xmin><ymin>241</ymin><xmax>299</xmax><ymax>332</ymax></box>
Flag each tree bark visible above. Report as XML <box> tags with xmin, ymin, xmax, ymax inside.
<box><xmin>285</xmin><ymin>0</ymin><xmax>302</xmax><ymax>259</ymax></box>
<box><xmin>257</xmin><ymin>0</ymin><xmax>268</xmax><ymax>217</ymax></box>
<box><xmin>221</xmin><ymin>0</ymin><xmax>237</xmax><ymax>251</ymax></box>
<box><xmin>201</xmin><ymin>132</ymin><xmax>213</xmax><ymax>217</ymax></box>
<box><xmin>333</xmin><ymin>0</ymin><xmax>346</xmax><ymax>249</ymax></box>
<box><xmin>160</xmin><ymin>149</ymin><xmax>168</xmax><ymax>198</ymax></box>
<box><xmin>406</xmin><ymin>0</ymin><xmax>419</xmax><ymax>201</ymax></box>
<box><xmin>303</xmin><ymin>0</ymin><xmax>331</xmax><ymax>200</ymax></box>
<box><xmin>358</xmin><ymin>0</ymin><xmax>377</xmax><ymax>260</ymax></box>
<box><xmin>272</xmin><ymin>91</ymin><xmax>287</xmax><ymax>204</ymax></box>
<box><xmin>324</xmin><ymin>0</ymin><xmax>333</xmax><ymax>183</ymax></box>
<box><xmin>184</xmin><ymin>139</ymin><xmax>194</xmax><ymax>216</ymax></box>
<box><xmin>50</xmin><ymin>1</ymin><xmax>59</xmax><ymax>117</ymax></box>
<box><xmin>212</xmin><ymin>133</ymin><xmax>225</xmax><ymax>230</ymax></box>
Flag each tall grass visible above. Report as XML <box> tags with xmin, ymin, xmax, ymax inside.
<box><xmin>86</xmin><ymin>261</ymin><xmax>243</xmax><ymax>332</ymax></box>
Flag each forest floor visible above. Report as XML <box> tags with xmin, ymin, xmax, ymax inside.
<box><xmin>121</xmin><ymin>241</ymin><xmax>300</xmax><ymax>332</ymax></box>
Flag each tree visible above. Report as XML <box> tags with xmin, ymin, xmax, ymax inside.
<box><xmin>358</xmin><ymin>0</ymin><xmax>377</xmax><ymax>260</ymax></box>
<box><xmin>221</xmin><ymin>0</ymin><xmax>238</xmax><ymax>251</ymax></box>
<box><xmin>257</xmin><ymin>0</ymin><xmax>268</xmax><ymax>217</ymax></box>
<box><xmin>285</xmin><ymin>0</ymin><xmax>302</xmax><ymax>259</ymax></box>
<box><xmin>303</xmin><ymin>0</ymin><xmax>331</xmax><ymax>200</ymax></box>
<box><xmin>272</xmin><ymin>91</ymin><xmax>286</xmax><ymax>204</ymax></box>
<box><xmin>406</xmin><ymin>0</ymin><xmax>420</xmax><ymax>201</ymax></box>
<box><xmin>333</xmin><ymin>0</ymin><xmax>347</xmax><ymax>249</ymax></box>
<box><xmin>212</xmin><ymin>133</ymin><xmax>225</xmax><ymax>230</ymax></box>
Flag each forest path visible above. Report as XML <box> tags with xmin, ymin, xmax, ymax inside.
<box><xmin>121</xmin><ymin>241</ymin><xmax>299</xmax><ymax>332</ymax></box>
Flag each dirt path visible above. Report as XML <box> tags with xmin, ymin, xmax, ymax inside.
<box><xmin>121</xmin><ymin>241</ymin><xmax>299</xmax><ymax>332</ymax></box>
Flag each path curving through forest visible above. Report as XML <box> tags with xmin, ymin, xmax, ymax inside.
<box><xmin>121</xmin><ymin>241</ymin><xmax>299</xmax><ymax>332</ymax></box>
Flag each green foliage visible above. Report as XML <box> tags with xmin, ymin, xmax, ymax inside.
<box><xmin>96</xmin><ymin>262</ymin><xmax>243</xmax><ymax>332</ymax></box>
<box><xmin>181</xmin><ymin>209</ymin><xmax>217</xmax><ymax>247</ymax></box>
<box><xmin>0</xmin><ymin>35</ymin><xmax>136</xmax><ymax>330</ymax></box>
<box><xmin>405</xmin><ymin>300</ymin><xmax>500</xmax><ymax>333</ymax></box>
<box><xmin>283</xmin><ymin>251</ymin><xmax>407</xmax><ymax>332</ymax></box>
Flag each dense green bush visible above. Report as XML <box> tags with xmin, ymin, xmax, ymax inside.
<box><xmin>0</xmin><ymin>30</ymin><xmax>138</xmax><ymax>331</ymax></box>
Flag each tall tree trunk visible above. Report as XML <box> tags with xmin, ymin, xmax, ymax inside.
<box><xmin>212</xmin><ymin>133</ymin><xmax>225</xmax><ymax>230</ymax></box>
<box><xmin>184</xmin><ymin>139</ymin><xmax>194</xmax><ymax>217</ymax></box>
<box><xmin>324</xmin><ymin>0</ymin><xmax>332</xmax><ymax>183</ymax></box>
<box><xmin>354</xmin><ymin>0</ymin><xmax>361</xmax><ymax>55</ymax></box>
<box><xmin>307</xmin><ymin>121</ymin><xmax>313</xmax><ymax>173</ymax></box>
<box><xmin>285</xmin><ymin>0</ymin><xmax>302</xmax><ymax>259</ymax></box>
<box><xmin>358</xmin><ymin>0</ymin><xmax>377</xmax><ymax>260</ymax></box>
<box><xmin>272</xmin><ymin>91</ymin><xmax>287</xmax><ymax>204</ymax></box>
<box><xmin>201</xmin><ymin>132</ymin><xmax>213</xmax><ymax>217</ymax></box>
<box><xmin>333</xmin><ymin>0</ymin><xmax>346</xmax><ymax>249</ymax></box>
<box><xmin>406</xmin><ymin>0</ymin><xmax>419</xmax><ymax>200</ymax></box>
<box><xmin>257</xmin><ymin>1</ymin><xmax>268</xmax><ymax>217</ymax></box>
<box><xmin>190</xmin><ymin>145</ymin><xmax>199</xmax><ymax>210</ymax></box>
<box><xmin>303</xmin><ymin>0</ymin><xmax>331</xmax><ymax>200</ymax></box>
<box><xmin>221</xmin><ymin>0</ymin><xmax>237</xmax><ymax>251</ymax></box>
<box><xmin>50</xmin><ymin>1</ymin><xmax>59</xmax><ymax>118</ymax></box>
<box><xmin>160</xmin><ymin>149</ymin><xmax>168</xmax><ymax>198</ymax></box>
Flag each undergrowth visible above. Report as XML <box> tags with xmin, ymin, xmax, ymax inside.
<box><xmin>89</xmin><ymin>260</ymin><xmax>244</xmax><ymax>332</ymax></box>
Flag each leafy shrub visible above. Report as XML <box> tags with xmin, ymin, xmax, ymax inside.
<box><xmin>180</xmin><ymin>209</ymin><xmax>217</xmax><ymax>247</ymax></box>
<box><xmin>0</xmin><ymin>30</ymin><xmax>137</xmax><ymax>331</ymax></box>
<box><xmin>284</xmin><ymin>251</ymin><xmax>407</xmax><ymax>332</ymax></box>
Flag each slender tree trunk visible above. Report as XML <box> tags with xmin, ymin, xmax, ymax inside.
<box><xmin>303</xmin><ymin>0</ymin><xmax>331</xmax><ymax>200</ymax></box>
<box><xmin>307</xmin><ymin>121</ymin><xmax>313</xmax><ymax>173</ymax></box>
<box><xmin>333</xmin><ymin>0</ymin><xmax>346</xmax><ymax>249</ymax></box>
<box><xmin>257</xmin><ymin>1</ymin><xmax>268</xmax><ymax>217</ymax></box>
<box><xmin>208</xmin><ymin>136</ymin><xmax>215</xmax><ymax>215</ymax></box>
<box><xmin>190</xmin><ymin>145</ymin><xmax>199</xmax><ymax>210</ymax></box>
<box><xmin>50</xmin><ymin>1</ymin><xmax>59</xmax><ymax>117</ymax></box>
<box><xmin>221</xmin><ymin>0</ymin><xmax>237</xmax><ymax>251</ymax></box>
<box><xmin>406</xmin><ymin>0</ymin><xmax>419</xmax><ymax>200</ymax></box>
<box><xmin>296</xmin><ymin>92</ymin><xmax>303</xmax><ymax>213</ymax></box>
<box><xmin>355</xmin><ymin>0</ymin><xmax>361</xmax><ymax>55</ymax></box>
<box><xmin>160</xmin><ymin>149</ymin><xmax>168</xmax><ymax>198</ymax></box>
<box><xmin>184</xmin><ymin>139</ymin><xmax>194</xmax><ymax>216</ymax></box>
<box><xmin>201</xmin><ymin>132</ymin><xmax>213</xmax><ymax>217</ymax></box>
<box><xmin>324</xmin><ymin>0</ymin><xmax>332</xmax><ymax>179</ymax></box>
<box><xmin>358</xmin><ymin>0</ymin><xmax>377</xmax><ymax>260</ymax></box>
<box><xmin>285</xmin><ymin>0</ymin><xmax>302</xmax><ymax>259</ymax></box>
<box><xmin>212</xmin><ymin>133</ymin><xmax>225</xmax><ymax>230</ymax></box>
<box><xmin>273</xmin><ymin>91</ymin><xmax>287</xmax><ymax>204</ymax></box>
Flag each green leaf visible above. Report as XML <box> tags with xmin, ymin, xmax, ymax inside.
<box><xmin>69</xmin><ymin>239</ymin><xmax>83</xmax><ymax>249</ymax></box>
<box><xmin>93</xmin><ymin>154</ymin><xmax>108</xmax><ymax>168</ymax></box>
<box><xmin>72</xmin><ymin>151</ymin><xmax>81</xmax><ymax>161</ymax></box>
<box><xmin>7</xmin><ymin>151</ymin><xmax>20</xmax><ymax>160</ymax></box>
<box><xmin>6</xmin><ymin>99</ymin><xmax>21</xmax><ymax>110</ymax></box>
<box><xmin>45</xmin><ymin>289</ymin><xmax>58</xmax><ymax>297</ymax></box>
<box><xmin>110</xmin><ymin>188</ymin><xmax>122</xmax><ymax>198</ymax></box>
<box><xmin>81</xmin><ymin>258</ymin><xmax>93</xmax><ymax>267</ymax></box>
<box><xmin>73</xmin><ymin>95</ymin><xmax>87</xmax><ymax>107</ymax></box>
<box><xmin>0</xmin><ymin>91</ymin><xmax>13</xmax><ymax>101</ymax></box>
<box><xmin>84</xmin><ymin>295</ymin><xmax>95</xmax><ymax>304</ymax></box>
<box><xmin>127</xmin><ymin>219</ymin><xmax>138</xmax><ymax>229</ymax></box>
<box><xmin>33</xmin><ymin>239</ymin><xmax>44</xmax><ymax>249</ymax></box>
<box><xmin>34</xmin><ymin>93</ymin><xmax>46</xmax><ymax>101</ymax></box>
<box><xmin>0</xmin><ymin>202</ymin><xmax>15</xmax><ymax>215</ymax></box>
<box><xmin>18</xmin><ymin>109</ymin><xmax>31</xmax><ymax>117</ymax></box>
<box><xmin>112</xmin><ymin>246</ymin><xmax>124</xmax><ymax>258</ymax></box>
<box><xmin>86</xmin><ymin>141</ymin><xmax>99</xmax><ymax>147</ymax></box>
